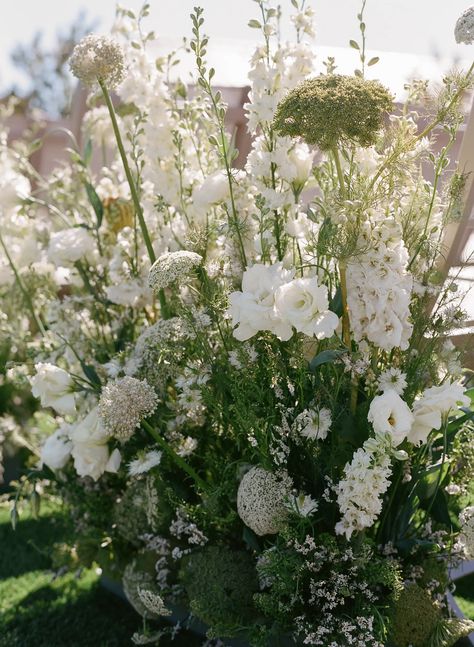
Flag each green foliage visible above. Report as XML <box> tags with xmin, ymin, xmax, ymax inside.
<box><xmin>180</xmin><ymin>545</ymin><xmax>259</xmax><ymax>637</ymax></box>
<box><xmin>273</xmin><ymin>74</ymin><xmax>393</xmax><ymax>150</ymax></box>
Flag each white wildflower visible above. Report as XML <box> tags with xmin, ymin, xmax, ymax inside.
<box><xmin>98</xmin><ymin>376</ymin><xmax>158</xmax><ymax>441</ymax></box>
<box><xmin>237</xmin><ymin>466</ymin><xmax>292</xmax><ymax>536</ymax></box>
<box><xmin>296</xmin><ymin>407</ymin><xmax>332</xmax><ymax>441</ymax></box>
<box><xmin>48</xmin><ymin>227</ymin><xmax>96</xmax><ymax>267</ymax></box>
<box><xmin>40</xmin><ymin>427</ymin><xmax>72</xmax><ymax>470</ymax></box>
<box><xmin>30</xmin><ymin>363</ymin><xmax>76</xmax><ymax>415</ymax></box>
<box><xmin>148</xmin><ymin>251</ymin><xmax>202</xmax><ymax>292</ymax></box>
<box><xmin>288</xmin><ymin>492</ymin><xmax>319</xmax><ymax>517</ymax></box>
<box><xmin>69</xmin><ymin>34</ymin><xmax>125</xmax><ymax>88</ymax></box>
<box><xmin>137</xmin><ymin>588</ymin><xmax>171</xmax><ymax>617</ymax></box>
<box><xmin>377</xmin><ymin>367</ymin><xmax>407</xmax><ymax>395</ymax></box>
<box><xmin>128</xmin><ymin>450</ymin><xmax>162</xmax><ymax>476</ymax></box>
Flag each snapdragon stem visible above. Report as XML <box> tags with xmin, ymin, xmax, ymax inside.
<box><xmin>99</xmin><ymin>81</ymin><xmax>169</xmax><ymax>318</ymax></box>
<box><xmin>142</xmin><ymin>419</ymin><xmax>208</xmax><ymax>492</ymax></box>
<box><xmin>0</xmin><ymin>231</ymin><xmax>46</xmax><ymax>336</ymax></box>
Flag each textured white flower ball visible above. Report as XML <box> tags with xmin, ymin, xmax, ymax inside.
<box><xmin>98</xmin><ymin>376</ymin><xmax>158</xmax><ymax>441</ymax></box>
<box><xmin>148</xmin><ymin>251</ymin><xmax>203</xmax><ymax>292</ymax></box>
<box><xmin>69</xmin><ymin>34</ymin><xmax>125</xmax><ymax>88</ymax></box>
<box><xmin>459</xmin><ymin>506</ymin><xmax>474</xmax><ymax>558</ymax></box>
<box><xmin>455</xmin><ymin>7</ymin><xmax>474</xmax><ymax>44</ymax></box>
<box><xmin>237</xmin><ymin>466</ymin><xmax>292</xmax><ymax>536</ymax></box>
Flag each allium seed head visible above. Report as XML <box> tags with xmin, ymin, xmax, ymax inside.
<box><xmin>98</xmin><ymin>376</ymin><xmax>158</xmax><ymax>441</ymax></box>
<box><xmin>69</xmin><ymin>34</ymin><xmax>125</xmax><ymax>88</ymax></box>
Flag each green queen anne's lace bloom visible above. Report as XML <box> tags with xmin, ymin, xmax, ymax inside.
<box><xmin>273</xmin><ymin>74</ymin><xmax>393</xmax><ymax>150</ymax></box>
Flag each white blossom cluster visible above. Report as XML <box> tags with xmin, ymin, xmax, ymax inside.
<box><xmin>237</xmin><ymin>466</ymin><xmax>292</xmax><ymax>536</ymax></box>
<box><xmin>459</xmin><ymin>506</ymin><xmax>474</xmax><ymax>558</ymax></box>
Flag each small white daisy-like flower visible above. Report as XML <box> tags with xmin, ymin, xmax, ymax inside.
<box><xmin>128</xmin><ymin>449</ymin><xmax>162</xmax><ymax>476</ymax></box>
<box><xmin>297</xmin><ymin>407</ymin><xmax>332</xmax><ymax>441</ymax></box>
<box><xmin>287</xmin><ymin>492</ymin><xmax>319</xmax><ymax>517</ymax></box>
<box><xmin>98</xmin><ymin>376</ymin><xmax>158</xmax><ymax>441</ymax></box>
<box><xmin>455</xmin><ymin>6</ymin><xmax>474</xmax><ymax>44</ymax></box>
<box><xmin>148</xmin><ymin>251</ymin><xmax>203</xmax><ymax>292</ymax></box>
<box><xmin>377</xmin><ymin>367</ymin><xmax>407</xmax><ymax>395</ymax></box>
<box><xmin>69</xmin><ymin>35</ymin><xmax>125</xmax><ymax>88</ymax></box>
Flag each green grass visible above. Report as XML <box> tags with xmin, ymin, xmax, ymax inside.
<box><xmin>1</xmin><ymin>500</ymin><xmax>473</xmax><ymax>647</ymax></box>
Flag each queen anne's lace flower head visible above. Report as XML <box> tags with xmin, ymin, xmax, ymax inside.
<box><xmin>237</xmin><ymin>466</ymin><xmax>292</xmax><ymax>535</ymax></box>
<box><xmin>459</xmin><ymin>506</ymin><xmax>474</xmax><ymax>558</ymax></box>
<box><xmin>69</xmin><ymin>34</ymin><xmax>125</xmax><ymax>88</ymax></box>
<box><xmin>455</xmin><ymin>7</ymin><xmax>474</xmax><ymax>44</ymax></box>
<box><xmin>148</xmin><ymin>251</ymin><xmax>203</xmax><ymax>292</ymax></box>
<box><xmin>137</xmin><ymin>588</ymin><xmax>171</xmax><ymax>617</ymax></box>
<box><xmin>98</xmin><ymin>376</ymin><xmax>158</xmax><ymax>441</ymax></box>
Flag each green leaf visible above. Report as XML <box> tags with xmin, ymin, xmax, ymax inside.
<box><xmin>367</xmin><ymin>56</ymin><xmax>380</xmax><ymax>66</ymax></box>
<box><xmin>82</xmin><ymin>138</ymin><xmax>92</xmax><ymax>166</ymax></box>
<box><xmin>80</xmin><ymin>362</ymin><xmax>102</xmax><ymax>388</ymax></box>
<box><xmin>243</xmin><ymin>526</ymin><xmax>261</xmax><ymax>552</ymax></box>
<box><xmin>84</xmin><ymin>183</ymin><xmax>104</xmax><ymax>230</ymax></box>
<box><xmin>329</xmin><ymin>286</ymin><xmax>343</xmax><ymax>317</ymax></box>
<box><xmin>309</xmin><ymin>349</ymin><xmax>346</xmax><ymax>372</ymax></box>
<box><xmin>354</xmin><ymin>69</ymin><xmax>363</xmax><ymax>78</ymax></box>
<box><xmin>415</xmin><ymin>461</ymin><xmax>450</xmax><ymax>501</ymax></box>
<box><xmin>248</xmin><ymin>19</ymin><xmax>262</xmax><ymax>29</ymax></box>
<box><xmin>349</xmin><ymin>40</ymin><xmax>360</xmax><ymax>50</ymax></box>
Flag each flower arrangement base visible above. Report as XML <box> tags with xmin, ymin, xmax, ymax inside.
<box><xmin>100</xmin><ymin>573</ymin><xmax>474</xmax><ymax>647</ymax></box>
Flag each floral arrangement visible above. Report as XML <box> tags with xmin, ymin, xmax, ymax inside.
<box><xmin>3</xmin><ymin>1</ymin><xmax>474</xmax><ymax>645</ymax></box>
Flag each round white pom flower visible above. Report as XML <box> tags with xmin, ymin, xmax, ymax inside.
<box><xmin>368</xmin><ymin>390</ymin><xmax>413</xmax><ymax>446</ymax></box>
<box><xmin>296</xmin><ymin>407</ymin><xmax>332</xmax><ymax>441</ymax></box>
<box><xmin>274</xmin><ymin>277</ymin><xmax>338</xmax><ymax>339</ymax></box>
<box><xmin>377</xmin><ymin>368</ymin><xmax>407</xmax><ymax>395</ymax></box>
<box><xmin>148</xmin><ymin>251</ymin><xmax>203</xmax><ymax>292</ymax></box>
<box><xmin>455</xmin><ymin>7</ymin><xmax>474</xmax><ymax>44</ymax></box>
<box><xmin>30</xmin><ymin>363</ymin><xmax>76</xmax><ymax>415</ymax></box>
<box><xmin>40</xmin><ymin>427</ymin><xmax>72</xmax><ymax>470</ymax></box>
<box><xmin>98</xmin><ymin>376</ymin><xmax>158</xmax><ymax>441</ymax></box>
<box><xmin>69</xmin><ymin>407</ymin><xmax>121</xmax><ymax>481</ymax></box>
<box><xmin>228</xmin><ymin>263</ymin><xmax>294</xmax><ymax>341</ymax></box>
<box><xmin>69</xmin><ymin>34</ymin><xmax>125</xmax><ymax>88</ymax></box>
<box><xmin>48</xmin><ymin>228</ymin><xmax>96</xmax><ymax>267</ymax></box>
<box><xmin>408</xmin><ymin>381</ymin><xmax>470</xmax><ymax>446</ymax></box>
<box><xmin>459</xmin><ymin>506</ymin><xmax>474</xmax><ymax>558</ymax></box>
<box><xmin>237</xmin><ymin>466</ymin><xmax>292</xmax><ymax>536</ymax></box>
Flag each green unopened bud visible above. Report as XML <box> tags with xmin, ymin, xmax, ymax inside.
<box><xmin>10</xmin><ymin>507</ymin><xmax>19</xmax><ymax>531</ymax></box>
<box><xmin>30</xmin><ymin>490</ymin><xmax>41</xmax><ymax>519</ymax></box>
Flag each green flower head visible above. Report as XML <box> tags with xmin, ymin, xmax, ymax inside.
<box><xmin>273</xmin><ymin>74</ymin><xmax>393</xmax><ymax>150</ymax></box>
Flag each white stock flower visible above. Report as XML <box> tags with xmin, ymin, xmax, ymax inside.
<box><xmin>274</xmin><ymin>277</ymin><xmax>338</xmax><ymax>339</ymax></box>
<box><xmin>455</xmin><ymin>6</ymin><xmax>474</xmax><ymax>44</ymax></box>
<box><xmin>228</xmin><ymin>263</ymin><xmax>295</xmax><ymax>341</ymax></box>
<box><xmin>368</xmin><ymin>390</ymin><xmax>413</xmax><ymax>446</ymax></box>
<box><xmin>70</xmin><ymin>407</ymin><xmax>121</xmax><ymax>481</ymax></box>
<box><xmin>40</xmin><ymin>427</ymin><xmax>72</xmax><ymax>470</ymax></box>
<box><xmin>31</xmin><ymin>363</ymin><xmax>76</xmax><ymax>415</ymax></box>
<box><xmin>48</xmin><ymin>228</ymin><xmax>96</xmax><ymax>267</ymax></box>
<box><xmin>408</xmin><ymin>382</ymin><xmax>470</xmax><ymax>446</ymax></box>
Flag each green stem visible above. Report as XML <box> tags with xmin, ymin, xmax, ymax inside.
<box><xmin>0</xmin><ymin>232</ymin><xmax>46</xmax><ymax>336</ymax></box>
<box><xmin>142</xmin><ymin>419</ymin><xmax>208</xmax><ymax>491</ymax></box>
<box><xmin>332</xmin><ymin>147</ymin><xmax>346</xmax><ymax>198</ymax></box>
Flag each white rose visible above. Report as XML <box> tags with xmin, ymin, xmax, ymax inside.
<box><xmin>48</xmin><ymin>227</ymin><xmax>96</xmax><ymax>267</ymax></box>
<box><xmin>408</xmin><ymin>382</ymin><xmax>470</xmax><ymax>446</ymax></box>
<box><xmin>274</xmin><ymin>277</ymin><xmax>339</xmax><ymax>339</ymax></box>
<box><xmin>368</xmin><ymin>390</ymin><xmax>413</xmax><ymax>446</ymax></box>
<box><xmin>40</xmin><ymin>428</ymin><xmax>72</xmax><ymax>470</ymax></box>
<box><xmin>228</xmin><ymin>263</ymin><xmax>294</xmax><ymax>341</ymax></box>
<box><xmin>30</xmin><ymin>363</ymin><xmax>76</xmax><ymax>415</ymax></box>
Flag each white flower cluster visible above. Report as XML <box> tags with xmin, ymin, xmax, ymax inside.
<box><xmin>98</xmin><ymin>376</ymin><xmax>158</xmax><ymax>441</ymax></box>
<box><xmin>137</xmin><ymin>588</ymin><xmax>171</xmax><ymax>617</ymax></box>
<box><xmin>148</xmin><ymin>251</ymin><xmax>203</xmax><ymax>292</ymax></box>
<box><xmin>455</xmin><ymin>6</ymin><xmax>474</xmax><ymax>44</ymax></box>
<box><xmin>459</xmin><ymin>506</ymin><xmax>474</xmax><ymax>558</ymax></box>
<box><xmin>347</xmin><ymin>216</ymin><xmax>413</xmax><ymax>351</ymax></box>
<box><xmin>335</xmin><ymin>436</ymin><xmax>393</xmax><ymax>539</ymax></box>
<box><xmin>69</xmin><ymin>34</ymin><xmax>125</xmax><ymax>88</ymax></box>
<box><xmin>228</xmin><ymin>264</ymin><xmax>338</xmax><ymax>342</ymax></box>
<box><xmin>237</xmin><ymin>466</ymin><xmax>292</xmax><ymax>536</ymax></box>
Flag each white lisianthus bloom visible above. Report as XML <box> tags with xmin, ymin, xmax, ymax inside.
<box><xmin>408</xmin><ymin>382</ymin><xmax>470</xmax><ymax>446</ymax></box>
<box><xmin>192</xmin><ymin>170</ymin><xmax>244</xmax><ymax>213</ymax></box>
<box><xmin>30</xmin><ymin>363</ymin><xmax>76</xmax><ymax>415</ymax></box>
<box><xmin>40</xmin><ymin>427</ymin><xmax>72</xmax><ymax>470</ymax></box>
<box><xmin>70</xmin><ymin>407</ymin><xmax>121</xmax><ymax>480</ymax></box>
<box><xmin>368</xmin><ymin>390</ymin><xmax>413</xmax><ymax>446</ymax></box>
<box><xmin>274</xmin><ymin>277</ymin><xmax>338</xmax><ymax>339</ymax></box>
<box><xmin>48</xmin><ymin>228</ymin><xmax>96</xmax><ymax>267</ymax></box>
<box><xmin>228</xmin><ymin>263</ymin><xmax>294</xmax><ymax>341</ymax></box>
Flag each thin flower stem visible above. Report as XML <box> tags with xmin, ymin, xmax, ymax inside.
<box><xmin>99</xmin><ymin>80</ymin><xmax>169</xmax><ymax>318</ymax></box>
<box><xmin>339</xmin><ymin>262</ymin><xmax>358</xmax><ymax>413</ymax></box>
<box><xmin>142</xmin><ymin>419</ymin><xmax>208</xmax><ymax>491</ymax></box>
<box><xmin>331</xmin><ymin>147</ymin><xmax>346</xmax><ymax>198</ymax></box>
<box><xmin>0</xmin><ymin>231</ymin><xmax>46</xmax><ymax>336</ymax></box>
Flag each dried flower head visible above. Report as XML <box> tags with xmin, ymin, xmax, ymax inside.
<box><xmin>69</xmin><ymin>34</ymin><xmax>125</xmax><ymax>88</ymax></box>
<box><xmin>455</xmin><ymin>6</ymin><xmax>474</xmax><ymax>44</ymax></box>
<box><xmin>237</xmin><ymin>466</ymin><xmax>292</xmax><ymax>536</ymax></box>
<box><xmin>98</xmin><ymin>376</ymin><xmax>158</xmax><ymax>441</ymax></box>
<box><xmin>273</xmin><ymin>74</ymin><xmax>393</xmax><ymax>150</ymax></box>
<box><xmin>148</xmin><ymin>251</ymin><xmax>203</xmax><ymax>292</ymax></box>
